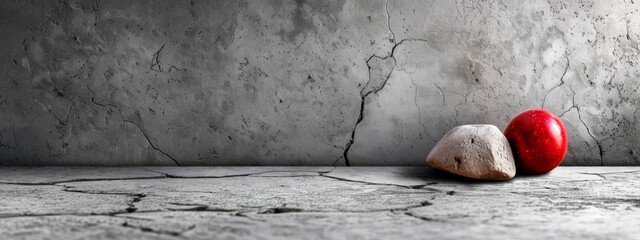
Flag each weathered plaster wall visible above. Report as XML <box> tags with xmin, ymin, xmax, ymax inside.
<box><xmin>0</xmin><ymin>0</ymin><xmax>638</xmax><ymax>165</ymax></box>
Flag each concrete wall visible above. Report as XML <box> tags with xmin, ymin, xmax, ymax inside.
<box><xmin>0</xmin><ymin>0</ymin><xmax>638</xmax><ymax>165</ymax></box>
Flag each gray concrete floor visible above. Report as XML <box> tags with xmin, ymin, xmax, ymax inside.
<box><xmin>0</xmin><ymin>166</ymin><xmax>639</xmax><ymax>239</ymax></box>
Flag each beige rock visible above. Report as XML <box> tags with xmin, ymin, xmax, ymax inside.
<box><xmin>426</xmin><ymin>124</ymin><xmax>516</xmax><ymax>180</ymax></box>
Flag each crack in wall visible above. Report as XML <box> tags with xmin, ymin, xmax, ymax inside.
<box><xmin>12</xmin><ymin>121</ymin><xmax>17</xmax><ymax>149</ymax></box>
<box><xmin>576</xmin><ymin>106</ymin><xmax>604</xmax><ymax>166</ymax></box>
<box><xmin>88</xmin><ymin>87</ymin><xmax>116</xmax><ymax>109</ymax></box>
<box><xmin>341</xmin><ymin>55</ymin><xmax>395</xmax><ymax>166</ymax></box>
<box><xmin>542</xmin><ymin>54</ymin><xmax>570</xmax><ymax>109</ymax></box>
<box><xmin>410</xmin><ymin>77</ymin><xmax>437</xmax><ymax>142</ymax></box>
<box><xmin>343</xmin><ymin>27</ymin><xmax>431</xmax><ymax>165</ymax></box>
<box><xmin>558</xmin><ymin>87</ymin><xmax>577</xmax><ymax>118</ymax></box>
<box><xmin>385</xmin><ymin>0</ymin><xmax>396</xmax><ymax>44</ymax></box>
<box><xmin>22</xmin><ymin>39</ymin><xmax>27</xmax><ymax>53</ymax></box>
<box><xmin>446</xmin><ymin>88</ymin><xmax>477</xmax><ymax>125</ymax></box>
<box><xmin>555</xmin><ymin>86</ymin><xmax>604</xmax><ymax>165</ymax></box>
<box><xmin>150</xmin><ymin>44</ymin><xmax>165</xmax><ymax>72</ymax></box>
<box><xmin>331</xmin><ymin>156</ymin><xmax>344</xmax><ymax>166</ymax></box>
<box><xmin>49</xmin><ymin>99</ymin><xmax>75</xmax><ymax>140</ymax></box>
<box><xmin>434</xmin><ymin>84</ymin><xmax>446</xmax><ymax>105</ymax></box>
<box><xmin>343</xmin><ymin>37</ymin><xmax>443</xmax><ymax>163</ymax></box>
<box><xmin>86</xmin><ymin>86</ymin><xmax>181</xmax><ymax>166</ymax></box>
<box><xmin>339</xmin><ymin>2</ymin><xmax>413</xmax><ymax>166</ymax></box>
<box><xmin>0</xmin><ymin>135</ymin><xmax>11</xmax><ymax>149</ymax></box>
<box><xmin>123</xmin><ymin>119</ymin><xmax>182</xmax><ymax>166</ymax></box>
<box><xmin>0</xmin><ymin>97</ymin><xmax>16</xmax><ymax>148</ymax></box>
<box><xmin>168</xmin><ymin>64</ymin><xmax>187</xmax><ymax>73</ymax></box>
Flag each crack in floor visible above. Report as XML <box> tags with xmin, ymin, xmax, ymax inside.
<box><xmin>2</xmin><ymin>167</ymin><xmax>640</xmax><ymax>239</ymax></box>
<box><xmin>0</xmin><ymin>167</ymin><xmax>336</xmax><ymax>186</ymax></box>
<box><xmin>126</xmin><ymin>193</ymin><xmax>147</xmax><ymax>213</ymax></box>
<box><xmin>1</xmin><ymin>169</ymin><xmax>446</xmax><ymax>220</ymax></box>
<box><xmin>578</xmin><ymin>172</ymin><xmax>608</xmax><ymax>180</ymax></box>
<box><xmin>319</xmin><ymin>173</ymin><xmax>436</xmax><ymax>190</ymax></box>
<box><xmin>0</xmin><ymin>176</ymin><xmax>168</xmax><ymax>186</ymax></box>
<box><xmin>4</xmin><ymin>168</ymin><xmax>640</xmax><ymax>240</ymax></box>
<box><xmin>58</xmin><ymin>184</ymin><xmax>148</xmax><ymax>213</ymax></box>
<box><xmin>0</xmin><ymin>200</ymin><xmax>442</xmax><ymax>221</ymax></box>
<box><xmin>402</xmin><ymin>211</ymin><xmax>442</xmax><ymax>223</ymax></box>
<box><xmin>578</xmin><ymin>170</ymin><xmax>640</xmax><ymax>180</ymax></box>
<box><xmin>142</xmin><ymin>168</ymin><xmax>334</xmax><ymax>179</ymax></box>
<box><xmin>120</xmin><ymin>221</ymin><xmax>194</xmax><ymax>237</ymax></box>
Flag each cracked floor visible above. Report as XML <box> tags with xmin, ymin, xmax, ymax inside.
<box><xmin>1</xmin><ymin>167</ymin><xmax>639</xmax><ymax>239</ymax></box>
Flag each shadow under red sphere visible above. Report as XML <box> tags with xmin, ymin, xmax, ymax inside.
<box><xmin>504</xmin><ymin>109</ymin><xmax>568</xmax><ymax>174</ymax></box>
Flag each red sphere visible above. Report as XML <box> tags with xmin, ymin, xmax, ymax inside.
<box><xmin>504</xmin><ymin>109</ymin><xmax>568</xmax><ymax>174</ymax></box>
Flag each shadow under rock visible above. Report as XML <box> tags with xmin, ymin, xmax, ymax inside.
<box><xmin>396</xmin><ymin>166</ymin><xmax>518</xmax><ymax>184</ymax></box>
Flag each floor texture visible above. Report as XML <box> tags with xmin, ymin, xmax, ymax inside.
<box><xmin>1</xmin><ymin>166</ymin><xmax>639</xmax><ymax>239</ymax></box>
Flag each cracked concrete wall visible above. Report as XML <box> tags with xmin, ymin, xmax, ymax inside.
<box><xmin>1</xmin><ymin>0</ymin><xmax>639</xmax><ymax>165</ymax></box>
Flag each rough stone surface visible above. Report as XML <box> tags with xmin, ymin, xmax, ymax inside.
<box><xmin>1</xmin><ymin>167</ymin><xmax>639</xmax><ymax>239</ymax></box>
<box><xmin>426</xmin><ymin>125</ymin><xmax>516</xmax><ymax>180</ymax></box>
<box><xmin>1</xmin><ymin>1</ymin><xmax>640</xmax><ymax>165</ymax></box>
